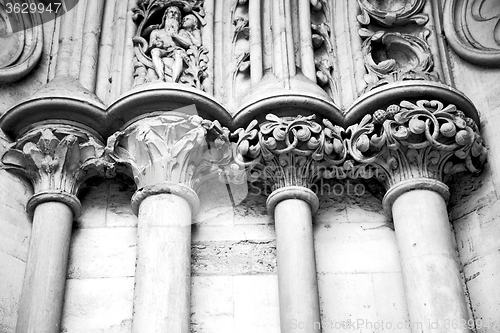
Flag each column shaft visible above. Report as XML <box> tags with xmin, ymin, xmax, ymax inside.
<box><xmin>274</xmin><ymin>198</ymin><xmax>321</xmax><ymax>333</ymax></box>
<box><xmin>16</xmin><ymin>202</ymin><xmax>74</xmax><ymax>333</ymax></box>
<box><xmin>392</xmin><ymin>190</ymin><xmax>470</xmax><ymax>333</ymax></box>
<box><xmin>132</xmin><ymin>193</ymin><xmax>192</xmax><ymax>333</ymax></box>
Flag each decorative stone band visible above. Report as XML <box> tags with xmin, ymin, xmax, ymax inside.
<box><xmin>1</xmin><ymin>125</ymin><xmax>111</xmax><ymax>218</ymax></box>
<box><xmin>106</xmin><ymin>112</ymin><xmax>231</xmax><ymax>213</ymax></box>
<box><xmin>233</xmin><ymin>113</ymin><xmax>347</xmax><ymax>191</ymax></box>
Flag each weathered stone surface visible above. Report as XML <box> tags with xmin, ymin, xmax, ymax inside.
<box><xmin>60</xmin><ymin>278</ymin><xmax>134</xmax><ymax>333</ymax></box>
<box><xmin>318</xmin><ymin>272</ymin><xmax>410</xmax><ymax>333</ymax></box>
<box><xmin>67</xmin><ymin>227</ymin><xmax>137</xmax><ymax>279</ymax></box>
<box><xmin>191</xmin><ymin>240</ymin><xmax>276</xmax><ymax>276</ymax></box>
<box><xmin>0</xmin><ymin>252</ymin><xmax>25</xmax><ymax>333</ymax></box>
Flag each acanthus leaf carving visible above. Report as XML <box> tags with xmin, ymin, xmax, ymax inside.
<box><xmin>106</xmin><ymin>114</ymin><xmax>232</xmax><ymax>192</ymax></box>
<box><xmin>1</xmin><ymin>126</ymin><xmax>112</xmax><ymax>196</ymax></box>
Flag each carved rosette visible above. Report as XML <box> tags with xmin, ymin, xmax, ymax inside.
<box><xmin>347</xmin><ymin>100</ymin><xmax>488</xmax><ymax>191</ymax></box>
<box><xmin>107</xmin><ymin>113</ymin><xmax>231</xmax><ymax>211</ymax></box>
<box><xmin>1</xmin><ymin>126</ymin><xmax>110</xmax><ymax>216</ymax></box>
<box><xmin>234</xmin><ymin>114</ymin><xmax>347</xmax><ymax>191</ymax></box>
<box><xmin>356</xmin><ymin>0</ymin><xmax>439</xmax><ymax>92</ymax></box>
<box><xmin>132</xmin><ymin>0</ymin><xmax>209</xmax><ymax>90</ymax></box>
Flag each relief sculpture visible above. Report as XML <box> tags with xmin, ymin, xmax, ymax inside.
<box><xmin>356</xmin><ymin>0</ymin><xmax>439</xmax><ymax>92</ymax></box>
<box><xmin>132</xmin><ymin>0</ymin><xmax>208</xmax><ymax>90</ymax></box>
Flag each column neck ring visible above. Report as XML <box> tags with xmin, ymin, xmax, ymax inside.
<box><xmin>131</xmin><ymin>182</ymin><xmax>200</xmax><ymax>216</ymax></box>
<box><xmin>27</xmin><ymin>190</ymin><xmax>82</xmax><ymax>218</ymax></box>
<box><xmin>382</xmin><ymin>178</ymin><xmax>450</xmax><ymax>216</ymax></box>
<box><xmin>266</xmin><ymin>186</ymin><xmax>319</xmax><ymax>216</ymax></box>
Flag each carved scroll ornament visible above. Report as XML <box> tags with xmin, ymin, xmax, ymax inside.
<box><xmin>356</xmin><ymin>0</ymin><xmax>428</xmax><ymax>27</ymax></box>
<box><xmin>359</xmin><ymin>30</ymin><xmax>438</xmax><ymax>91</ymax></box>
<box><xmin>233</xmin><ymin>114</ymin><xmax>347</xmax><ymax>190</ymax></box>
<box><xmin>443</xmin><ymin>0</ymin><xmax>500</xmax><ymax>67</ymax></box>
<box><xmin>132</xmin><ymin>0</ymin><xmax>209</xmax><ymax>89</ymax></box>
<box><xmin>347</xmin><ymin>100</ymin><xmax>488</xmax><ymax>189</ymax></box>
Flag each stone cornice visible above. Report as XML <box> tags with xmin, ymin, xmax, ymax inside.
<box><xmin>1</xmin><ymin>125</ymin><xmax>111</xmax><ymax>217</ymax></box>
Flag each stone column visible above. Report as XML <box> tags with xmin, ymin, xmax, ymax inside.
<box><xmin>1</xmin><ymin>126</ymin><xmax>107</xmax><ymax>333</ymax></box>
<box><xmin>234</xmin><ymin>114</ymin><xmax>346</xmax><ymax>332</ymax></box>
<box><xmin>107</xmin><ymin>113</ymin><xmax>229</xmax><ymax>333</ymax></box>
<box><xmin>348</xmin><ymin>100</ymin><xmax>487</xmax><ymax>333</ymax></box>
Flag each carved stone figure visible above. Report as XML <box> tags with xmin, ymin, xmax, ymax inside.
<box><xmin>132</xmin><ymin>0</ymin><xmax>208</xmax><ymax>90</ymax></box>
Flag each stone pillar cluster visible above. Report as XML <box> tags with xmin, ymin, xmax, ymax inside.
<box><xmin>0</xmin><ymin>1</ymin><xmax>492</xmax><ymax>332</ymax></box>
<box><xmin>0</xmin><ymin>95</ymin><xmax>488</xmax><ymax>333</ymax></box>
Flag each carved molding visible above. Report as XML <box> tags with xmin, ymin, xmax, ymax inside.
<box><xmin>233</xmin><ymin>114</ymin><xmax>347</xmax><ymax>191</ymax></box>
<box><xmin>107</xmin><ymin>113</ymin><xmax>231</xmax><ymax>192</ymax></box>
<box><xmin>1</xmin><ymin>126</ymin><xmax>111</xmax><ymax>215</ymax></box>
<box><xmin>132</xmin><ymin>0</ymin><xmax>209</xmax><ymax>89</ymax></box>
<box><xmin>443</xmin><ymin>0</ymin><xmax>500</xmax><ymax>67</ymax></box>
<box><xmin>347</xmin><ymin>100</ymin><xmax>488</xmax><ymax>190</ymax></box>
<box><xmin>0</xmin><ymin>1</ymin><xmax>43</xmax><ymax>83</ymax></box>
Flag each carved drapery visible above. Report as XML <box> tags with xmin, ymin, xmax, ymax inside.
<box><xmin>443</xmin><ymin>0</ymin><xmax>500</xmax><ymax>67</ymax></box>
<box><xmin>357</xmin><ymin>0</ymin><xmax>440</xmax><ymax>92</ymax></box>
<box><xmin>132</xmin><ymin>0</ymin><xmax>209</xmax><ymax>90</ymax></box>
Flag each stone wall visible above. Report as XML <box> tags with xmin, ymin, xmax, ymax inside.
<box><xmin>52</xmin><ymin>176</ymin><xmax>410</xmax><ymax>333</ymax></box>
<box><xmin>1</xmin><ymin>0</ymin><xmax>500</xmax><ymax>332</ymax></box>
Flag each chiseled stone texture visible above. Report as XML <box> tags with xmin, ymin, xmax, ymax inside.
<box><xmin>0</xmin><ymin>132</ymin><xmax>33</xmax><ymax>333</ymax></box>
<box><xmin>449</xmin><ymin>167</ymin><xmax>500</xmax><ymax>332</ymax></box>
<box><xmin>315</xmin><ymin>179</ymin><xmax>410</xmax><ymax>332</ymax></box>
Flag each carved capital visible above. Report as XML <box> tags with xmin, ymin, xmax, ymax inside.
<box><xmin>107</xmin><ymin>113</ymin><xmax>231</xmax><ymax>213</ymax></box>
<box><xmin>1</xmin><ymin>125</ymin><xmax>111</xmax><ymax>216</ymax></box>
<box><xmin>234</xmin><ymin>114</ymin><xmax>347</xmax><ymax>191</ymax></box>
<box><xmin>347</xmin><ymin>100</ymin><xmax>488</xmax><ymax>193</ymax></box>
